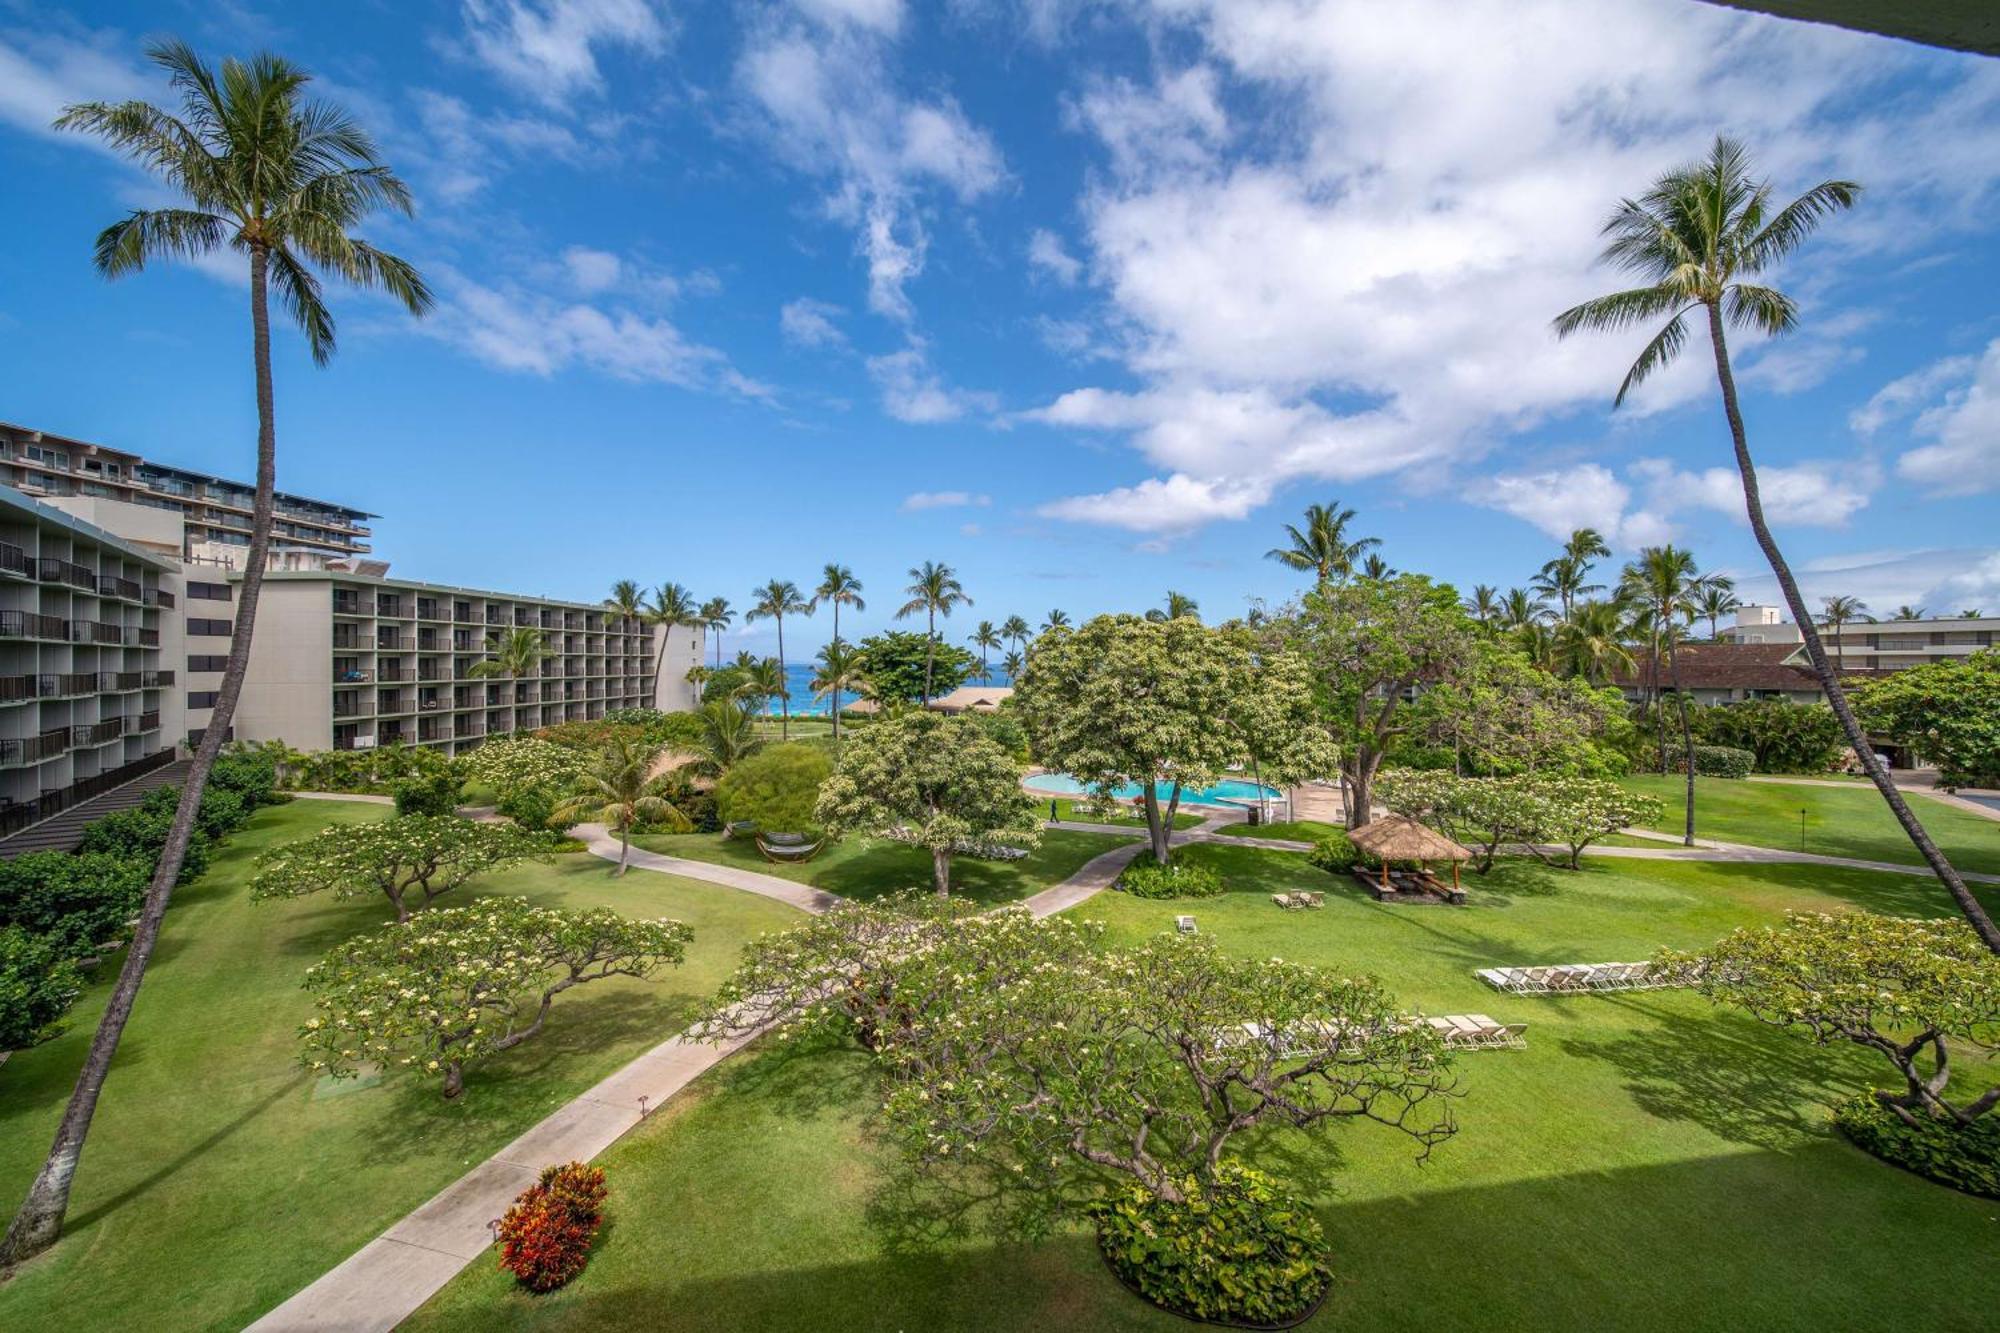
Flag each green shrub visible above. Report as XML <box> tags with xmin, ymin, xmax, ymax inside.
<box><xmin>1835</xmin><ymin>1094</ymin><xmax>2000</xmax><ymax>1199</ymax></box>
<box><xmin>1114</xmin><ymin>857</ymin><xmax>1224</xmax><ymax>899</ymax></box>
<box><xmin>210</xmin><ymin>748</ymin><xmax>281</xmax><ymax>806</ymax></box>
<box><xmin>716</xmin><ymin>743</ymin><xmax>832</xmax><ymax>834</ymax></box>
<box><xmin>77</xmin><ymin>789</ymin><xmax>212</xmax><ymax>884</ymax></box>
<box><xmin>1691</xmin><ymin>700</ymin><xmax>1844</xmax><ymax>773</ymax></box>
<box><xmin>284</xmin><ymin>741</ymin><xmax>453</xmax><ymax>794</ymax></box>
<box><xmin>0</xmin><ymin>926</ymin><xmax>86</xmax><ymax>1051</ymax></box>
<box><xmin>393</xmin><ymin>765</ymin><xmax>464</xmax><ymax>817</ymax></box>
<box><xmin>497</xmin><ymin>785</ymin><xmax>559</xmax><ymax>832</ymax></box>
<box><xmin>1089</xmin><ymin>1164</ymin><xmax>1331</xmax><ymax>1325</ymax></box>
<box><xmin>0</xmin><ymin>853</ymin><xmax>151</xmax><ymax>960</ymax></box>
<box><xmin>1687</xmin><ymin>744</ymin><xmax>1755</xmax><ymax>778</ymax></box>
<box><xmin>1306</xmin><ymin>831</ymin><xmax>1366</xmax><ymax>875</ymax></box>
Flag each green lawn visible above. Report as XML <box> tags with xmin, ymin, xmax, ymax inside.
<box><xmin>630</xmin><ymin>828</ymin><xmax>1134</xmax><ymax>907</ymax></box>
<box><xmin>407</xmin><ymin>843</ymin><xmax>1998</xmax><ymax>1331</ymax></box>
<box><xmin>1622</xmin><ymin>774</ymin><xmax>2000</xmax><ymax>874</ymax></box>
<box><xmin>1213</xmin><ymin>818</ymin><xmax>1345</xmax><ymax>843</ymax></box>
<box><xmin>1045</xmin><ymin>796</ymin><xmax>1201</xmax><ymax>830</ymax></box>
<box><xmin>0</xmin><ymin>799</ymin><xmax>803</xmax><ymax>1333</ymax></box>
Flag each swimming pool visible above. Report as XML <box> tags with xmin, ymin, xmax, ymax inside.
<box><xmin>1023</xmin><ymin>773</ymin><xmax>1281</xmax><ymax>806</ymax></box>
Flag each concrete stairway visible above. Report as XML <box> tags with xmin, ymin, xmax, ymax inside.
<box><xmin>0</xmin><ymin>759</ymin><xmax>192</xmax><ymax>858</ymax></box>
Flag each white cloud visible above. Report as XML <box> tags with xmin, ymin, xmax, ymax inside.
<box><xmin>1895</xmin><ymin>339</ymin><xmax>2000</xmax><ymax>496</ymax></box>
<box><xmin>1027</xmin><ymin>229</ymin><xmax>1083</xmax><ymax>285</ymax></box>
<box><xmin>407</xmin><ymin>89</ymin><xmax>594</xmax><ymax>202</ymax></box>
<box><xmin>901</xmin><ymin>490</ymin><xmax>991</xmax><ymax>510</ymax></box>
<box><xmin>1850</xmin><ymin>351</ymin><xmax>1977</xmax><ymax>436</ymax></box>
<box><xmin>0</xmin><ymin>29</ymin><xmax>152</xmax><ymax>141</ymax></box>
<box><xmin>1039</xmin><ymin>474</ymin><xmax>1268</xmax><ymax>533</ymax></box>
<box><xmin>561</xmin><ymin>245</ymin><xmax>623</xmax><ymax>294</ymax></box>
<box><xmin>780</xmin><ymin>297</ymin><xmax>847</xmax><ymax>348</ymax></box>
<box><xmin>792</xmin><ymin>0</ymin><xmax>905</xmax><ymax>34</ymax></box>
<box><xmin>459</xmin><ymin>0</ymin><xmax>669</xmax><ymax>104</ymax></box>
<box><xmin>1473</xmin><ymin>464</ymin><xmax>1671</xmax><ymax>550</ymax></box>
<box><xmin>1629</xmin><ymin>456</ymin><xmax>1877</xmax><ymax>528</ymax></box>
<box><xmin>1728</xmin><ymin>547</ymin><xmax>2000</xmax><ymax>618</ymax></box>
<box><xmin>868</xmin><ymin>344</ymin><xmax>998</xmax><ymax>422</ymax></box>
<box><xmin>736</xmin><ymin>15</ymin><xmax>1004</xmax><ymax>321</ymax></box>
<box><xmin>1026</xmin><ymin>0</ymin><xmax>2000</xmax><ymax>534</ymax></box>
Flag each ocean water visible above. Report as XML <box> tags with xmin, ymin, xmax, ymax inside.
<box><xmin>730</xmin><ymin>659</ymin><xmax>1014</xmax><ymax>717</ymax></box>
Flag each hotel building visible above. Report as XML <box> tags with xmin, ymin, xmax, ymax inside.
<box><xmin>0</xmin><ymin>485</ymin><xmax>179</xmax><ymax>837</ymax></box>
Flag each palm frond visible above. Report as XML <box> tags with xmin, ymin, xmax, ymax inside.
<box><xmin>1614</xmin><ymin>311</ymin><xmax>1691</xmax><ymax>406</ymax></box>
<box><xmin>1739</xmin><ymin>179</ymin><xmax>1860</xmax><ymax>271</ymax></box>
<box><xmin>265</xmin><ymin>244</ymin><xmax>335</xmax><ymax>364</ymax></box>
<box><xmin>89</xmin><ymin>208</ymin><xmax>229</xmax><ymax>277</ymax></box>
<box><xmin>1723</xmin><ymin>284</ymin><xmax>1796</xmax><ymax>337</ymax></box>
<box><xmin>1551</xmin><ymin>284</ymin><xmax>1685</xmax><ymax>340</ymax></box>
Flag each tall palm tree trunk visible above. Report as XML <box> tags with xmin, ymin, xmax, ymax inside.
<box><xmin>1667</xmin><ymin>633</ymin><xmax>1695</xmax><ymax>846</ymax></box>
<box><xmin>776</xmin><ymin>616</ymin><xmax>789</xmax><ymax>740</ymax></box>
<box><xmin>1706</xmin><ymin>304</ymin><xmax>1999</xmax><ymax>950</ymax></box>
<box><xmin>923</xmin><ymin>608</ymin><xmax>936</xmax><ymax>703</ymax></box>
<box><xmin>3</xmin><ymin>249</ymin><xmax>282</xmax><ymax>1264</ymax></box>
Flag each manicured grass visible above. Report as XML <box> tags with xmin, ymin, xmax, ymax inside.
<box><xmin>1622</xmin><ymin>774</ymin><xmax>2000</xmax><ymax>874</ymax></box>
<box><xmin>1213</xmin><ymin>818</ymin><xmax>1345</xmax><ymax>842</ymax></box>
<box><xmin>0</xmin><ymin>799</ymin><xmax>803</xmax><ymax>1333</ymax></box>
<box><xmin>407</xmin><ymin>844</ymin><xmax>1997</xmax><ymax>1331</ymax></box>
<box><xmin>630</xmin><ymin>828</ymin><xmax>1134</xmax><ymax>907</ymax></box>
<box><xmin>1046</xmin><ymin>797</ymin><xmax>1201</xmax><ymax>830</ymax></box>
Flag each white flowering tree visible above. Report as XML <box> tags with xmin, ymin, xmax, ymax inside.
<box><xmin>1668</xmin><ymin>912</ymin><xmax>2000</xmax><ymax>1128</ymax></box>
<box><xmin>1377</xmin><ymin>770</ymin><xmax>1661</xmax><ymax>871</ymax></box>
<box><xmin>697</xmin><ymin>895</ymin><xmax>1457</xmax><ymax>1230</ymax></box>
<box><xmin>301</xmin><ymin>896</ymin><xmax>692</xmax><ymax>1099</ymax></box>
<box><xmin>251</xmin><ymin>815</ymin><xmax>551</xmax><ymax>922</ymax></box>
<box><xmin>814</xmin><ymin>710</ymin><xmax>1040</xmax><ymax>895</ymax></box>
<box><xmin>460</xmin><ymin>735</ymin><xmax>590</xmax><ymax>826</ymax></box>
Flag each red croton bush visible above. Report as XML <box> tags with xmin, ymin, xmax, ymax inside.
<box><xmin>496</xmin><ymin>1162</ymin><xmax>608</xmax><ymax>1292</ymax></box>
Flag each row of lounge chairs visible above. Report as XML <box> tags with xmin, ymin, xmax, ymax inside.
<box><xmin>1271</xmin><ymin>891</ymin><xmax>1324</xmax><ymax>910</ymax></box>
<box><xmin>1236</xmin><ymin>1012</ymin><xmax>1527</xmax><ymax>1058</ymax></box>
<box><xmin>1476</xmin><ymin>962</ymin><xmax>1679</xmax><ymax>994</ymax></box>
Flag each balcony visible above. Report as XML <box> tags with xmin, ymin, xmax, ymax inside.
<box><xmin>376</xmin><ymin>635</ymin><xmax>415</xmax><ymax>651</ymax></box>
<box><xmin>137</xmin><ymin>628</ymin><xmax>160</xmax><ymax>647</ymax></box>
<box><xmin>333</xmin><ymin>699</ymin><xmax>375</xmax><ymax>718</ymax></box>
<box><xmin>418</xmin><ymin>699</ymin><xmax>444</xmax><ymax>712</ymax></box>
<box><xmin>513</xmin><ymin>610</ymin><xmax>533</xmax><ymax>627</ymax></box>
<box><xmin>37</xmin><ymin>557</ymin><xmax>97</xmax><ymax>590</ymax></box>
<box><xmin>454</xmin><ymin>721</ymin><xmax>485</xmax><ymax>739</ymax></box>
<box><xmin>73</xmin><ymin>717</ymin><xmax>125</xmax><ymax>746</ymax></box>
<box><xmin>335</xmin><ymin>667</ymin><xmax>374</xmax><ymax>684</ymax></box>
<box><xmin>98</xmin><ymin>575</ymin><xmax>141</xmax><ymax>601</ymax></box>
<box><xmin>377</xmin><ymin>665</ymin><xmax>409</xmax><ymax>682</ymax></box>
<box><xmin>331</xmin><ymin>632</ymin><xmax>365</xmax><ymax>650</ymax></box>
<box><xmin>375</xmin><ymin>599</ymin><xmax>406</xmax><ymax>618</ymax></box>
<box><xmin>145</xmin><ymin>670</ymin><xmax>175</xmax><ymax>687</ymax></box>
<box><xmin>417</xmin><ymin>601</ymin><xmax>447</xmax><ymax>621</ymax></box>
<box><xmin>146</xmin><ymin>588</ymin><xmax>177</xmax><ymax>609</ymax></box>
<box><xmin>103</xmin><ymin>671</ymin><xmax>143</xmax><ymax>691</ymax></box>
<box><xmin>138</xmin><ymin>710</ymin><xmax>160</xmax><ymax>732</ymax></box>
<box><xmin>0</xmin><ymin>543</ymin><xmax>29</xmax><ymax>578</ymax></box>
<box><xmin>333</xmin><ymin>593</ymin><xmax>364</xmax><ymax>615</ymax></box>
<box><xmin>0</xmin><ymin>611</ymin><xmax>68</xmax><ymax>641</ymax></box>
<box><xmin>89</xmin><ymin>622</ymin><xmax>125</xmax><ymax>646</ymax></box>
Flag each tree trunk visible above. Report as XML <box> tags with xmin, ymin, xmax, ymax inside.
<box><xmin>617</xmin><ymin>829</ymin><xmax>630</xmax><ymax>876</ymax></box>
<box><xmin>2</xmin><ymin>244</ymin><xmax>284</xmax><ymax>1266</ymax></box>
<box><xmin>776</xmin><ymin>616</ymin><xmax>789</xmax><ymax>740</ymax></box>
<box><xmin>1667</xmin><ymin>632</ymin><xmax>1696</xmax><ymax>846</ymax></box>
<box><xmin>931</xmin><ymin>846</ymin><xmax>952</xmax><ymax>897</ymax></box>
<box><xmin>442</xmin><ymin>1062</ymin><xmax>464</xmax><ymax>1100</ymax></box>
<box><xmin>1141</xmin><ymin>786</ymin><xmax>1171</xmax><ymax>864</ymax></box>
<box><xmin>923</xmin><ymin>608</ymin><xmax>936</xmax><ymax>703</ymax></box>
<box><xmin>1704</xmin><ymin>302</ymin><xmax>2000</xmax><ymax>952</ymax></box>
<box><xmin>1345</xmin><ymin>755</ymin><xmax>1379</xmax><ymax>831</ymax></box>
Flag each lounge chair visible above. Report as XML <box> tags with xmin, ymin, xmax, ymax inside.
<box><xmin>755</xmin><ymin>832</ymin><xmax>824</xmax><ymax>863</ymax></box>
<box><xmin>723</xmin><ymin>820</ymin><xmax>757</xmax><ymax>841</ymax></box>
<box><xmin>1176</xmin><ymin>914</ymin><xmax>1198</xmax><ymax>935</ymax></box>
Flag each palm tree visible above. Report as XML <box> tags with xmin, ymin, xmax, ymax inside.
<box><xmin>1500</xmin><ymin>587</ymin><xmax>1549</xmax><ymax>630</ymax></box>
<box><xmin>744</xmin><ymin>580</ymin><xmax>809</xmax><ymax>739</ymax></box>
<box><xmin>605</xmin><ymin>579</ymin><xmax>646</xmax><ymax>630</ymax></box>
<box><xmin>1512</xmin><ymin>621</ymin><xmax>1558</xmax><ymax>673</ymax></box>
<box><xmin>1819</xmin><ymin>595</ymin><xmax>1872</xmax><ymax>674</ymax></box>
<box><xmin>553</xmin><ymin>736</ymin><xmax>689</xmax><ymax>875</ymax></box>
<box><xmin>1621</xmin><ymin>546</ymin><xmax>1704</xmax><ymax>842</ymax></box>
<box><xmin>811</xmin><ymin>638</ymin><xmax>869</xmax><ymax>745</ymax></box>
<box><xmin>699</xmin><ymin>597</ymin><xmax>733</xmax><ymax>669</ymax></box>
<box><xmin>1463</xmin><ymin>584</ymin><xmax>1501</xmax><ymax>631</ymax></box>
<box><xmin>467</xmin><ymin>626</ymin><xmax>549</xmax><ymax>682</ymax></box>
<box><xmin>1358</xmin><ymin>553</ymin><xmax>1395</xmax><ymax>581</ymax></box>
<box><xmin>811</xmin><ymin>564</ymin><xmax>865</xmax><ymax>647</ymax></box>
<box><xmin>7</xmin><ymin>41</ymin><xmax>432</xmax><ymax>1265</ymax></box>
<box><xmin>1892</xmin><ymin>605</ymin><xmax>1927</xmax><ymax>621</ymax></box>
<box><xmin>1693</xmin><ymin>578</ymin><xmax>1740</xmax><ymax>639</ymax></box>
<box><xmin>1041</xmin><ymin>608</ymin><xmax>1071</xmax><ymax>632</ymax></box>
<box><xmin>1266</xmin><ymin>500</ymin><xmax>1378</xmax><ymax>583</ymax></box>
<box><xmin>896</xmin><ymin>561</ymin><xmax>972</xmax><ymax>703</ymax></box>
<box><xmin>1146</xmin><ymin>590</ymin><xmax>1199</xmax><ymax>622</ymax></box>
<box><xmin>1556</xmin><ymin>599</ymin><xmax>1636</xmax><ymax>686</ymax></box>
<box><xmin>644</xmin><ymin>583</ymin><xmax>699</xmax><ymax>709</ymax></box>
<box><xmin>1960</xmin><ymin>608</ymin><xmax>1983</xmax><ymax>619</ymax></box>
<box><xmin>970</xmin><ymin>620</ymin><xmax>1001</xmax><ymax>683</ymax></box>
<box><xmin>1553</xmin><ymin>135</ymin><xmax>2000</xmax><ymax>951</ymax></box>
<box><xmin>1001</xmin><ymin>648</ymin><xmax>1025</xmax><ymax>683</ymax></box>
<box><xmin>1532</xmin><ymin>553</ymin><xmax>1605</xmax><ymax>624</ymax></box>
<box><xmin>737</xmin><ymin>655</ymin><xmax>788</xmax><ymax>724</ymax></box>
<box><xmin>1001</xmin><ymin>614</ymin><xmax>1032</xmax><ymax>660</ymax></box>
<box><xmin>692</xmin><ymin>698</ymin><xmax>762</xmax><ymax>777</ymax></box>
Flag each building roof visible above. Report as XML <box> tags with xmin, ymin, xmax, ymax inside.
<box><xmin>927</xmin><ymin>685</ymin><xmax>1014</xmax><ymax>712</ymax></box>
<box><xmin>0</xmin><ymin>484</ymin><xmax>173</xmax><ymax>570</ymax></box>
<box><xmin>1349</xmin><ymin>815</ymin><xmax>1470</xmax><ymax>862</ymax></box>
<box><xmin>1611</xmin><ymin>642</ymin><xmax>1823</xmax><ymax>693</ymax></box>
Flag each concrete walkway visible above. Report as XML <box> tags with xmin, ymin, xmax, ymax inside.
<box><xmin>573</xmin><ymin>823</ymin><xmax>847</xmax><ymax>914</ymax></box>
<box><xmin>1583</xmin><ymin>836</ymin><xmax>2000</xmax><ymax>884</ymax></box>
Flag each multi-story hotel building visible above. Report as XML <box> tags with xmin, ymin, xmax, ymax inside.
<box><xmin>0</xmin><ymin>419</ymin><xmax>374</xmax><ymax>562</ymax></box>
<box><xmin>0</xmin><ymin>485</ymin><xmax>179</xmax><ymax>837</ymax></box>
<box><xmin>1718</xmin><ymin>605</ymin><xmax>1997</xmax><ymax>671</ymax></box>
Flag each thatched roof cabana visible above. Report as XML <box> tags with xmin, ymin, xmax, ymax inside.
<box><xmin>1349</xmin><ymin>815</ymin><xmax>1472</xmax><ymax>896</ymax></box>
<box><xmin>1349</xmin><ymin>815</ymin><xmax>1471</xmax><ymax>863</ymax></box>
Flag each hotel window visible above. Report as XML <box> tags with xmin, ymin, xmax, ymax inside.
<box><xmin>187</xmin><ymin>581</ymin><xmax>233</xmax><ymax>601</ymax></box>
<box><xmin>188</xmin><ymin>690</ymin><xmax>221</xmax><ymax>709</ymax></box>
<box><xmin>1877</xmin><ymin>637</ymin><xmax>1926</xmax><ymax>651</ymax></box>
<box><xmin>188</xmin><ymin>618</ymin><xmax>233</xmax><ymax>636</ymax></box>
<box><xmin>188</xmin><ymin>655</ymin><xmax>229</xmax><ymax>672</ymax></box>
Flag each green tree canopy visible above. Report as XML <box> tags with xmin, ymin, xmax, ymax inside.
<box><xmin>714</xmin><ymin>743</ymin><xmax>832</xmax><ymax>834</ymax></box>
<box><xmin>815</xmin><ymin>710</ymin><xmax>1041</xmax><ymax>894</ymax></box>
<box><xmin>1850</xmin><ymin>651</ymin><xmax>2000</xmax><ymax>790</ymax></box>
<box><xmin>301</xmin><ymin>896</ymin><xmax>691</xmax><ymax>1099</ymax></box>
<box><xmin>251</xmin><ymin>815</ymin><xmax>551</xmax><ymax>922</ymax></box>
<box><xmin>853</xmin><ymin>630</ymin><xmax>977</xmax><ymax>705</ymax></box>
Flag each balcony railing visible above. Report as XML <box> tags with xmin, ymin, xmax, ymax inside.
<box><xmin>146</xmin><ymin>588</ymin><xmax>177</xmax><ymax>609</ymax></box>
<box><xmin>98</xmin><ymin>575</ymin><xmax>141</xmax><ymax>601</ymax></box>
<box><xmin>138</xmin><ymin>710</ymin><xmax>160</xmax><ymax>731</ymax></box>
<box><xmin>376</xmin><ymin>665</ymin><xmax>409</xmax><ymax>682</ymax></box>
<box><xmin>0</xmin><ymin>543</ymin><xmax>29</xmax><ymax>578</ymax></box>
<box><xmin>336</xmin><ymin>668</ymin><xmax>374</xmax><ymax>684</ymax></box>
<box><xmin>0</xmin><ymin>611</ymin><xmax>68</xmax><ymax>641</ymax></box>
<box><xmin>333</xmin><ymin>700</ymin><xmax>375</xmax><ymax>718</ymax></box>
<box><xmin>73</xmin><ymin>717</ymin><xmax>125</xmax><ymax>746</ymax></box>
<box><xmin>37</xmin><ymin>557</ymin><xmax>97</xmax><ymax>590</ymax></box>
<box><xmin>145</xmin><ymin>670</ymin><xmax>175</xmax><ymax>687</ymax></box>
<box><xmin>137</xmin><ymin>628</ymin><xmax>160</xmax><ymax>647</ymax></box>
<box><xmin>103</xmin><ymin>671</ymin><xmax>143</xmax><ymax>691</ymax></box>
<box><xmin>0</xmin><ymin>748</ymin><xmax>175</xmax><ymax>835</ymax></box>
<box><xmin>377</xmin><ymin>636</ymin><xmax>414</xmax><ymax>651</ymax></box>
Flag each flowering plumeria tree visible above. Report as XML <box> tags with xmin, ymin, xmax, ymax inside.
<box><xmin>1377</xmin><ymin>770</ymin><xmax>1661</xmax><ymax>870</ymax></box>
<box><xmin>302</xmin><ymin>896</ymin><xmax>692</xmax><ymax>1099</ymax></box>
<box><xmin>460</xmin><ymin>735</ymin><xmax>590</xmax><ymax>824</ymax></box>
<box><xmin>251</xmin><ymin>815</ymin><xmax>552</xmax><ymax>922</ymax></box>
<box><xmin>697</xmin><ymin>896</ymin><xmax>1457</xmax><ymax>1231</ymax></box>
<box><xmin>814</xmin><ymin>710</ymin><xmax>1040</xmax><ymax>895</ymax></box>
<box><xmin>1668</xmin><ymin>913</ymin><xmax>2000</xmax><ymax>1129</ymax></box>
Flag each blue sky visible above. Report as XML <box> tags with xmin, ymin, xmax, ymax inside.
<box><xmin>2</xmin><ymin>0</ymin><xmax>1997</xmax><ymax>659</ymax></box>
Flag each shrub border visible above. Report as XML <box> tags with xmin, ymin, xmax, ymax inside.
<box><xmin>1832</xmin><ymin>1092</ymin><xmax>2000</xmax><ymax>1201</ymax></box>
<box><xmin>1093</xmin><ymin>1232</ymin><xmax>1333</xmax><ymax>1331</ymax></box>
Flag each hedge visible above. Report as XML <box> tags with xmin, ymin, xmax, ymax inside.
<box><xmin>1686</xmin><ymin>745</ymin><xmax>1755</xmax><ymax>779</ymax></box>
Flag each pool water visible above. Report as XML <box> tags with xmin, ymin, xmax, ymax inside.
<box><xmin>1023</xmin><ymin>773</ymin><xmax>1281</xmax><ymax>805</ymax></box>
